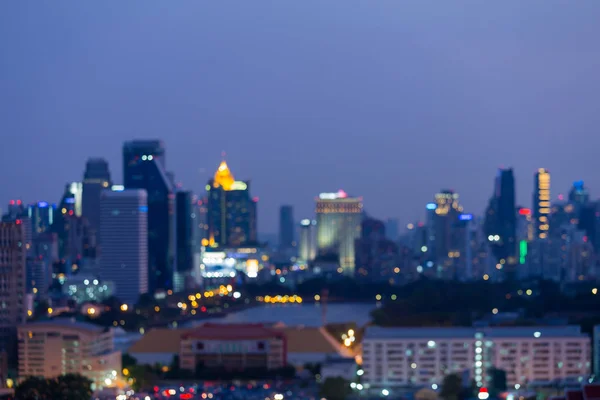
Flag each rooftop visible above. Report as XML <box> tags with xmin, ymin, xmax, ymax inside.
<box><xmin>182</xmin><ymin>323</ymin><xmax>282</xmax><ymax>340</ymax></box>
<box><xmin>364</xmin><ymin>325</ymin><xmax>587</xmax><ymax>340</ymax></box>
<box><xmin>19</xmin><ymin>319</ymin><xmax>107</xmax><ymax>334</ymax></box>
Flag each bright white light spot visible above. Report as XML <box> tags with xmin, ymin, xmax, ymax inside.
<box><xmin>432</xmin><ymin>384</ymin><xmax>438</xmax><ymax>390</ymax></box>
<box><xmin>357</xmin><ymin>369</ymin><xmax>364</xmax><ymax>376</ymax></box>
<box><xmin>421</xmin><ymin>246</ymin><xmax>428</xmax><ymax>252</ymax></box>
<box><xmin>233</xmin><ymin>291</ymin><xmax>241</xmax><ymax>299</ymax></box>
<box><xmin>534</xmin><ymin>331</ymin><xmax>541</xmax><ymax>338</ymax></box>
<box><xmin>478</xmin><ymin>392</ymin><xmax>490</xmax><ymax>400</ymax></box>
<box><xmin>427</xmin><ymin>340</ymin><xmax>435</xmax><ymax>348</ymax></box>
<box><xmin>382</xmin><ymin>389</ymin><xmax>390</xmax><ymax>396</ymax></box>
<box><xmin>350</xmin><ymin>382</ymin><xmax>357</xmax><ymax>389</ymax></box>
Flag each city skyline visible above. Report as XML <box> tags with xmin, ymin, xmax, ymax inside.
<box><xmin>2</xmin><ymin>1</ymin><xmax>600</xmax><ymax>232</ymax></box>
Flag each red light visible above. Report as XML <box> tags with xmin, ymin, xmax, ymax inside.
<box><xmin>558</xmin><ymin>194</ymin><xmax>564</xmax><ymax>201</ymax></box>
<box><xmin>584</xmin><ymin>236</ymin><xmax>588</xmax><ymax>242</ymax></box>
<box><xmin>180</xmin><ymin>394</ymin><xmax>193</xmax><ymax>399</ymax></box>
<box><xmin>253</xmin><ymin>197</ymin><xmax>259</xmax><ymax>202</ymax></box>
<box><xmin>154</xmin><ymin>386</ymin><xmax>159</xmax><ymax>392</ymax></box>
<box><xmin>9</xmin><ymin>200</ymin><xmax>14</xmax><ymax>205</ymax></box>
<box><xmin>68</xmin><ymin>210</ymin><xmax>74</xmax><ymax>216</ymax></box>
<box><xmin>417</xmin><ymin>222</ymin><xmax>424</xmax><ymax>227</ymax></box>
<box><xmin>479</xmin><ymin>388</ymin><xmax>488</xmax><ymax>393</ymax></box>
<box><xmin>201</xmin><ymin>306</ymin><xmax>207</xmax><ymax>312</ymax></box>
<box><xmin>17</xmin><ymin>199</ymin><xmax>21</xmax><ymax>205</ymax></box>
<box><xmin>519</xmin><ymin>208</ymin><xmax>531</xmax><ymax>216</ymax></box>
<box><xmin>15</xmin><ymin>219</ymin><xmax>21</xmax><ymax>225</ymax></box>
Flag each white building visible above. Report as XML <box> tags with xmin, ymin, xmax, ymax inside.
<box><xmin>99</xmin><ymin>189</ymin><xmax>148</xmax><ymax>305</ymax></box>
<box><xmin>315</xmin><ymin>191</ymin><xmax>362</xmax><ymax>274</ymax></box>
<box><xmin>17</xmin><ymin>319</ymin><xmax>121</xmax><ymax>389</ymax></box>
<box><xmin>362</xmin><ymin>326</ymin><xmax>590</xmax><ymax>389</ymax></box>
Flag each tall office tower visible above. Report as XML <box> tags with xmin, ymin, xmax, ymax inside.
<box><xmin>99</xmin><ymin>189</ymin><xmax>149</xmax><ymax>305</ymax></box>
<box><xmin>29</xmin><ymin>232</ymin><xmax>58</xmax><ymax>298</ymax></box>
<box><xmin>354</xmin><ymin>218</ymin><xmax>399</xmax><ymax>281</ymax></box>
<box><xmin>53</xmin><ymin>182</ymin><xmax>84</xmax><ymax>260</ymax></box>
<box><xmin>0</xmin><ymin>221</ymin><xmax>27</xmax><ymax>366</ymax></box>
<box><xmin>123</xmin><ymin>140</ymin><xmax>174</xmax><ymax>293</ymax></box>
<box><xmin>533</xmin><ymin>168</ymin><xmax>551</xmax><ymax>239</ymax></box>
<box><xmin>299</xmin><ymin>219</ymin><xmax>317</xmax><ymax>262</ymax></box>
<box><xmin>385</xmin><ymin>218</ymin><xmax>399</xmax><ymax>241</ymax></box>
<box><xmin>28</xmin><ymin>201</ymin><xmax>56</xmax><ymax>236</ymax></box>
<box><xmin>315</xmin><ymin>190</ymin><xmax>363</xmax><ymax>274</ymax></box>
<box><xmin>82</xmin><ymin>158</ymin><xmax>112</xmax><ymax>233</ymax></box>
<box><xmin>206</xmin><ymin>160</ymin><xmax>258</xmax><ymax>247</ymax></box>
<box><xmin>484</xmin><ymin>168</ymin><xmax>518</xmax><ymax>276</ymax></box>
<box><xmin>196</xmin><ymin>196</ymin><xmax>209</xmax><ymax>245</ymax></box>
<box><xmin>569</xmin><ymin>180</ymin><xmax>590</xmax><ymax>212</ymax></box>
<box><xmin>278</xmin><ymin>205</ymin><xmax>295</xmax><ymax>250</ymax></box>
<box><xmin>430</xmin><ymin>190</ymin><xmax>463</xmax><ymax>264</ymax></box>
<box><xmin>174</xmin><ymin>191</ymin><xmax>194</xmax><ymax>292</ymax></box>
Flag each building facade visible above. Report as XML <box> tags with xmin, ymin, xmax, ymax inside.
<box><xmin>99</xmin><ymin>189</ymin><xmax>148</xmax><ymax>305</ymax></box>
<box><xmin>179</xmin><ymin>324</ymin><xmax>286</xmax><ymax>372</ymax></box>
<box><xmin>175</xmin><ymin>191</ymin><xmax>195</xmax><ymax>292</ymax></box>
<box><xmin>315</xmin><ymin>191</ymin><xmax>362</xmax><ymax>274</ymax></box>
<box><xmin>0</xmin><ymin>221</ymin><xmax>27</xmax><ymax>365</ymax></box>
<box><xmin>299</xmin><ymin>219</ymin><xmax>317</xmax><ymax>263</ymax></box>
<box><xmin>279</xmin><ymin>205</ymin><xmax>295</xmax><ymax>250</ymax></box>
<box><xmin>17</xmin><ymin>320</ymin><xmax>121</xmax><ymax>389</ymax></box>
<box><xmin>123</xmin><ymin>140</ymin><xmax>175</xmax><ymax>293</ymax></box>
<box><xmin>362</xmin><ymin>326</ymin><xmax>590</xmax><ymax>389</ymax></box>
<box><xmin>82</xmin><ymin>158</ymin><xmax>112</xmax><ymax>235</ymax></box>
<box><xmin>533</xmin><ymin>168</ymin><xmax>551</xmax><ymax>240</ymax></box>
<box><xmin>206</xmin><ymin>161</ymin><xmax>257</xmax><ymax>248</ymax></box>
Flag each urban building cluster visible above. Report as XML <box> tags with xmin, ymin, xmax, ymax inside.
<box><xmin>2</xmin><ymin>139</ymin><xmax>600</xmax><ymax>395</ymax></box>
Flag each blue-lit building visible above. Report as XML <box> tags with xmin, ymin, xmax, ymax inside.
<box><xmin>206</xmin><ymin>161</ymin><xmax>257</xmax><ymax>248</ymax></box>
<box><xmin>82</xmin><ymin>158</ymin><xmax>112</xmax><ymax>234</ymax></box>
<box><xmin>28</xmin><ymin>201</ymin><xmax>56</xmax><ymax>235</ymax></box>
<box><xmin>123</xmin><ymin>140</ymin><xmax>175</xmax><ymax>293</ymax></box>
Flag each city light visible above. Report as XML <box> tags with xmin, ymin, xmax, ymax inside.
<box><xmin>120</xmin><ymin>304</ymin><xmax>128</xmax><ymax>312</ymax></box>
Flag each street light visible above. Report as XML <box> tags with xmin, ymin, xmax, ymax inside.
<box><xmin>382</xmin><ymin>389</ymin><xmax>390</xmax><ymax>396</ymax></box>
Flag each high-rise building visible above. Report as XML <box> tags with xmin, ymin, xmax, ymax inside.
<box><xmin>315</xmin><ymin>190</ymin><xmax>362</xmax><ymax>274</ymax></box>
<box><xmin>385</xmin><ymin>218</ymin><xmax>399</xmax><ymax>241</ymax></box>
<box><xmin>123</xmin><ymin>140</ymin><xmax>174</xmax><ymax>293</ymax></box>
<box><xmin>53</xmin><ymin>182</ymin><xmax>84</xmax><ymax>261</ymax></box>
<box><xmin>533</xmin><ymin>168</ymin><xmax>551</xmax><ymax>240</ymax></box>
<box><xmin>206</xmin><ymin>161</ymin><xmax>257</xmax><ymax>247</ymax></box>
<box><xmin>431</xmin><ymin>190</ymin><xmax>463</xmax><ymax>264</ymax></box>
<box><xmin>82</xmin><ymin>158</ymin><xmax>111</xmax><ymax>234</ymax></box>
<box><xmin>569</xmin><ymin>180</ymin><xmax>589</xmax><ymax>211</ymax></box>
<box><xmin>174</xmin><ymin>191</ymin><xmax>195</xmax><ymax>292</ymax></box>
<box><xmin>485</xmin><ymin>168</ymin><xmax>518</xmax><ymax>275</ymax></box>
<box><xmin>99</xmin><ymin>189</ymin><xmax>148</xmax><ymax>305</ymax></box>
<box><xmin>278</xmin><ymin>205</ymin><xmax>294</xmax><ymax>250</ymax></box>
<box><xmin>354</xmin><ymin>218</ymin><xmax>399</xmax><ymax>281</ymax></box>
<box><xmin>28</xmin><ymin>201</ymin><xmax>56</xmax><ymax>236</ymax></box>
<box><xmin>299</xmin><ymin>219</ymin><xmax>317</xmax><ymax>263</ymax></box>
<box><xmin>0</xmin><ymin>221</ymin><xmax>27</xmax><ymax>365</ymax></box>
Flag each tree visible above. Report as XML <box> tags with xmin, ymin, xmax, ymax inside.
<box><xmin>320</xmin><ymin>377</ymin><xmax>352</xmax><ymax>400</ymax></box>
<box><xmin>440</xmin><ymin>373</ymin><xmax>462</xmax><ymax>400</ymax></box>
<box><xmin>122</xmin><ymin>353</ymin><xmax>138</xmax><ymax>368</ymax></box>
<box><xmin>15</xmin><ymin>374</ymin><xmax>92</xmax><ymax>400</ymax></box>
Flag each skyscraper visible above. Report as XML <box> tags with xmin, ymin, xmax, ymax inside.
<box><xmin>123</xmin><ymin>140</ymin><xmax>174</xmax><ymax>293</ymax></box>
<box><xmin>82</xmin><ymin>158</ymin><xmax>111</xmax><ymax>234</ymax></box>
<box><xmin>0</xmin><ymin>221</ymin><xmax>27</xmax><ymax>366</ymax></box>
<box><xmin>431</xmin><ymin>190</ymin><xmax>463</xmax><ymax>263</ymax></box>
<box><xmin>175</xmin><ymin>191</ymin><xmax>195</xmax><ymax>292</ymax></box>
<box><xmin>315</xmin><ymin>190</ymin><xmax>362</xmax><ymax>274</ymax></box>
<box><xmin>485</xmin><ymin>168</ymin><xmax>518</xmax><ymax>276</ymax></box>
<box><xmin>99</xmin><ymin>189</ymin><xmax>148</xmax><ymax>305</ymax></box>
<box><xmin>206</xmin><ymin>161</ymin><xmax>257</xmax><ymax>247</ymax></box>
<box><xmin>569</xmin><ymin>180</ymin><xmax>589</xmax><ymax>210</ymax></box>
<box><xmin>278</xmin><ymin>205</ymin><xmax>294</xmax><ymax>250</ymax></box>
<box><xmin>28</xmin><ymin>202</ymin><xmax>56</xmax><ymax>236</ymax></box>
<box><xmin>299</xmin><ymin>219</ymin><xmax>316</xmax><ymax>262</ymax></box>
<box><xmin>354</xmin><ymin>217</ymin><xmax>399</xmax><ymax>281</ymax></box>
<box><xmin>533</xmin><ymin>168</ymin><xmax>551</xmax><ymax>240</ymax></box>
<box><xmin>385</xmin><ymin>218</ymin><xmax>399</xmax><ymax>241</ymax></box>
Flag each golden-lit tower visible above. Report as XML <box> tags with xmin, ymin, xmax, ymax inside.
<box><xmin>213</xmin><ymin>161</ymin><xmax>235</xmax><ymax>191</ymax></box>
<box><xmin>533</xmin><ymin>168</ymin><xmax>550</xmax><ymax>239</ymax></box>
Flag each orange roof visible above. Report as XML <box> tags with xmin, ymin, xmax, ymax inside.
<box><xmin>277</xmin><ymin>327</ymin><xmax>340</xmax><ymax>354</ymax></box>
<box><xmin>182</xmin><ymin>323</ymin><xmax>283</xmax><ymax>340</ymax></box>
<box><xmin>128</xmin><ymin>328</ymin><xmax>188</xmax><ymax>353</ymax></box>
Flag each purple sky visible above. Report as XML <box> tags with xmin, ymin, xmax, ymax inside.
<box><xmin>2</xmin><ymin>1</ymin><xmax>600</xmax><ymax>232</ymax></box>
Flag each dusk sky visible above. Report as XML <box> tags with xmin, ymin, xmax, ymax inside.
<box><xmin>2</xmin><ymin>1</ymin><xmax>600</xmax><ymax>233</ymax></box>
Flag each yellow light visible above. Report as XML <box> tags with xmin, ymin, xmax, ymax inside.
<box><xmin>296</xmin><ymin>296</ymin><xmax>302</xmax><ymax>304</ymax></box>
<box><xmin>120</xmin><ymin>304</ymin><xmax>128</xmax><ymax>312</ymax></box>
<box><xmin>196</xmin><ymin>293</ymin><xmax>201</xmax><ymax>299</ymax></box>
<box><xmin>27</xmin><ymin>310</ymin><xmax>32</xmax><ymax>317</ymax></box>
<box><xmin>526</xmin><ymin>289</ymin><xmax>533</xmax><ymax>296</ymax></box>
<box><xmin>213</xmin><ymin>161</ymin><xmax>235</xmax><ymax>190</ymax></box>
<box><xmin>47</xmin><ymin>307</ymin><xmax>53</xmax><ymax>314</ymax></box>
<box><xmin>167</xmin><ymin>290</ymin><xmax>173</xmax><ymax>295</ymax></box>
<box><xmin>154</xmin><ymin>306</ymin><xmax>160</xmax><ymax>312</ymax></box>
<box><xmin>344</xmin><ymin>338</ymin><xmax>352</xmax><ymax>347</ymax></box>
<box><xmin>191</xmin><ymin>301</ymin><xmax>198</xmax><ymax>308</ymax></box>
<box><xmin>483</xmin><ymin>274</ymin><xmax>489</xmax><ymax>281</ymax></box>
<box><xmin>61</xmin><ymin>208</ymin><xmax>67</xmax><ymax>214</ymax></box>
<box><xmin>201</xmin><ymin>238</ymin><xmax>209</xmax><ymax>247</ymax></box>
<box><xmin>87</xmin><ymin>308</ymin><xmax>96</xmax><ymax>315</ymax></box>
<box><xmin>6</xmin><ymin>378</ymin><xmax>13</xmax><ymax>389</ymax></box>
<box><xmin>226</xmin><ymin>284</ymin><xmax>233</xmax><ymax>292</ymax></box>
<box><xmin>314</xmin><ymin>294</ymin><xmax>320</xmax><ymax>301</ymax></box>
<box><xmin>592</xmin><ymin>288</ymin><xmax>598</xmax><ymax>295</ymax></box>
<box><xmin>375</xmin><ymin>294</ymin><xmax>382</xmax><ymax>301</ymax></box>
<box><xmin>122</xmin><ymin>368</ymin><xmax>129</xmax><ymax>376</ymax></box>
<box><xmin>492</xmin><ymin>308</ymin><xmax>498</xmax><ymax>314</ymax></box>
<box><xmin>393</xmin><ymin>267</ymin><xmax>400</xmax><ymax>274</ymax></box>
<box><xmin>191</xmin><ymin>309</ymin><xmax>197</xmax><ymax>315</ymax></box>
<box><xmin>348</xmin><ymin>329</ymin><xmax>355</xmax><ymax>337</ymax></box>
<box><xmin>32</xmin><ymin>287</ymin><xmax>38</xmax><ymax>294</ymax></box>
<box><xmin>161</xmin><ymin>366</ymin><xmax>170</xmax><ymax>373</ymax></box>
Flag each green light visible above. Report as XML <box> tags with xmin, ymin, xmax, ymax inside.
<box><xmin>205</xmin><ymin>184</ymin><xmax>211</xmax><ymax>191</ymax></box>
<box><xmin>519</xmin><ymin>240</ymin><xmax>527</xmax><ymax>264</ymax></box>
